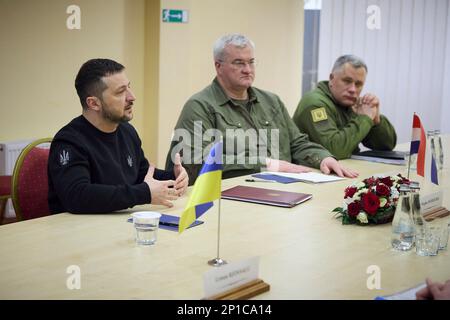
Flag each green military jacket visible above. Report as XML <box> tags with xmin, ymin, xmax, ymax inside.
<box><xmin>292</xmin><ymin>81</ymin><xmax>397</xmax><ymax>160</ymax></box>
<box><xmin>165</xmin><ymin>78</ymin><xmax>332</xmax><ymax>184</ymax></box>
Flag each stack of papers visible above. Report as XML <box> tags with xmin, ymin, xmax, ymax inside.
<box><xmin>253</xmin><ymin>171</ymin><xmax>346</xmax><ymax>184</ymax></box>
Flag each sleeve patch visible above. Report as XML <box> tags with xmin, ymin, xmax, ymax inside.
<box><xmin>59</xmin><ymin>149</ymin><xmax>70</xmax><ymax>166</ymax></box>
<box><xmin>311</xmin><ymin>107</ymin><xmax>328</xmax><ymax>122</ymax></box>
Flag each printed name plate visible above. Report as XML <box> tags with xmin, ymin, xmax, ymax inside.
<box><xmin>420</xmin><ymin>190</ymin><xmax>443</xmax><ymax>212</ymax></box>
<box><xmin>203</xmin><ymin>256</ymin><xmax>259</xmax><ymax>298</ymax></box>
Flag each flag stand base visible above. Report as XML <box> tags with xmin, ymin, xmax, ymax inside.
<box><xmin>208</xmin><ymin>258</ymin><xmax>227</xmax><ymax>267</ymax></box>
<box><xmin>204</xmin><ymin>279</ymin><xmax>270</xmax><ymax>300</ymax></box>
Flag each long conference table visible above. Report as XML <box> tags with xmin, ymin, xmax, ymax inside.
<box><xmin>0</xmin><ymin>138</ymin><xmax>449</xmax><ymax>300</ymax></box>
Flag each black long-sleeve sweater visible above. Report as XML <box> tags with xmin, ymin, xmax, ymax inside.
<box><xmin>48</xmin><ymin>115</ymin><xmax>174</xmax><ymax>214</ymax></box>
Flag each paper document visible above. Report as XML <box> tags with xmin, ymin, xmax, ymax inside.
<box><xmin>251</xmin><ymin>173</ymin><xmax>301</xmax><ymax>184</ymax></box>
<box><xmin>375</xmin><ymin>283</ymin><xmax>426</xmax><ymax>300</ymax></box>
<box><xmin>258</xmin><ymin>171</ymin><xmax>346</xmax><ymax>183</ymax></box>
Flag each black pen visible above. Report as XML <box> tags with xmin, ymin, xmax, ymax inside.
<box><xmin>245</xmin><ymin>178</ymin><xmax>275</xmax><ymax>183</ymax></box>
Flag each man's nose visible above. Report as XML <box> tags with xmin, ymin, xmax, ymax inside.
<box><xmin>348</xmin><ymin>83</ymin><xmax>356</xmax><ymax>93</ymax></box>
<box><xmin>242</xmin><ymin>63</ymin><xmax>252</xmax><ymax>73</ymax></box>
<box><xmin>127</xmin><ymin>89</ymin><xmax>136</xmax><ymax>101</ymax></box>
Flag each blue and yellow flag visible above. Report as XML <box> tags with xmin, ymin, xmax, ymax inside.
<box><xmin>178</xmin><ymin>142</ymin><xmax>223</xmax><ymax>233</ymax></box>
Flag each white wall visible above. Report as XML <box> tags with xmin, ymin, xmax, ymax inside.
<box><xmin>442</xmin><ymin>1</ymin><xmax>450</xmax><ymax>133</ymax></box>
<box><xmin>318</xmin><ymin>0</ymin><xmax>450</xmax><ymax>144</ymax></box>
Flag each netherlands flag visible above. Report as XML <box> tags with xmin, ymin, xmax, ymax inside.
<box><xmin>409</xmin><ymin>113</ymin><xmax>438</xmax><ymax>185</ymax></box>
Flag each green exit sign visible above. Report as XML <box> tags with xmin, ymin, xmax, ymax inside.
<box><xmin>162</xmin><ymin>9</ymin><xmax>189</xmax><ymax>23</ymax></box>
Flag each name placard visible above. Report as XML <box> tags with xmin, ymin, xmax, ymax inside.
<box><xmin>420</xmin><ymin>190</ymin><xmax>443</xmax><ymax>212</ymax></box>
<box><xmin>203</xmin><ymin>256</ymin><xmax>259</xmax><ymax>298</ymax></box>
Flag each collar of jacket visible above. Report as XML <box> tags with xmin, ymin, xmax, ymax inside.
<box><xmin>212</xmin><ymin>77</ymin><xmax>259</xmax><ymax>107</ymax></box>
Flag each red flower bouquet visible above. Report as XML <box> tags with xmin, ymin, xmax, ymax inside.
<box><xmin>332</xmin><ymin>174</ymin><xmax>410</xmax><ymax>225</ymax></box>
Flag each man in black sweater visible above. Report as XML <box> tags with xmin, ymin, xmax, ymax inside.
<box><xmin>48</xmin><ymin>59</ymin><xmax>188</xmax><ymax>214</ymax></box>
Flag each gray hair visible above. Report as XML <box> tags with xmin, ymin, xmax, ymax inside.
<box><xmin>332</xmin><ymin>55</ymin><xmax>368</xmax><ymax>73</ymax></box>
<box><xmin>213</xmin><ymin>34</ymin><xmax>255</xmax><ymax>61</ymax></box>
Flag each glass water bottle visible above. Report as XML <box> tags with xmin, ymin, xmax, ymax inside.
<box><xmin>391</xmin><ymin>185</ymin><xmax>415</xmax><ymax>251</ymax></box>
<box><xmin>410</xmin><ymin>188</ymin><xmax>427</xmax><ymax>238</ymax></box>
<box><xmin>427</xmin><ymin>130</ymin><xmax>437</xmax><ymax>165</ymax></box>
<box><xmin>433</xmin><ymin>130</ymin><xmax>444</xmax><ymax>170</ymax></box>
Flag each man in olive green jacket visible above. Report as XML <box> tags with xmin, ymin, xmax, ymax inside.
<box><xmin>166</xmin><ymin>34</ymin><xmax>358</xmax><ymax>184</ymax></box>
<box><xmin>293</xmin><ymin>55</ymin><xmax>397</xmax><ymax>160</ymax></box>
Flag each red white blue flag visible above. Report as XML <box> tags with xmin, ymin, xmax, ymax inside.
<box><xmin>410</xmin><ymin>114</ymin><xmax>438</xmax><ymax>185</ymax></box>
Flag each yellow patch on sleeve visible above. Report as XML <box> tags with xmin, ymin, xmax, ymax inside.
<box><xmin>311</xmin><ymin>107</ymin><xmax>328</xmax><ymax>122</ymax></box>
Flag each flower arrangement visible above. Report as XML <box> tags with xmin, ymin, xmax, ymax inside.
<box><xmin>332</xmin><ymin>174</ymin><xmax>410</xmax><ymax>225</ymax></box>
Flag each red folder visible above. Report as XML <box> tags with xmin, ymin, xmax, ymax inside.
<box><xmin>221</xmin><ymin>185</ymin><xmax>312</xmax><ymax>208</ymax></box>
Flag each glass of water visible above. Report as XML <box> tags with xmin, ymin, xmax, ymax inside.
<box><xmin>132</xmin><ymin>211</ymin><xmax>161</xmax><ymax>245</ymax></box>
<box><xmin>438</xmin><ymin>222</ymin><xmax>449</xmax><ymax>250</ymax></box>
<box><xmin>415</xmin><ymin>226</ymin><xmax>441</xmax><ymax>256</ymax></box>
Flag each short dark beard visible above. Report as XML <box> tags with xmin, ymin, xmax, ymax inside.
<box><xmin>100</xmin><ymin>99</ymin><xmax>132</xmax><ymax>124</ymax></box>
<box><xmin>102</xmin><ymin>109</ymin><xmax>131</xmax><ymax>123</ymax></box>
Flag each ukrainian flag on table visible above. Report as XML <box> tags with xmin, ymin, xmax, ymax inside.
<box><xmin>410</xmin><ymin>113</ymin><xmax>438</xmax><ymax>185</ymax></box>
<box><xmin>178</xmin><ymin>142</ymin><xmax>223</xmax><ymax>233</ymax></box>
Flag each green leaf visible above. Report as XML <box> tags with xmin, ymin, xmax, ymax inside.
<box><xmin>342</xmin><ymin>215</ymin><xmax>355</xmax><ymax>225</ymax></box>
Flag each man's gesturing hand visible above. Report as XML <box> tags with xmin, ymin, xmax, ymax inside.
<box><xmin>144</xmin><ymin>165</ymin><xmax>178</xmax><ymax>207</ymax></box>
<box><xmin>173</xmin><ymin>153</ymin><xmax>188</xmax><ymax>196</ymax></box>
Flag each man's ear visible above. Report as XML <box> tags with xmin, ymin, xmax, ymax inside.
<box><xmin>86</xmin><ymin>96</ymin><xmax>101</xmax><ymax>111</ymax></box>
<box><xmin>329</xmin><ymin>73</ymin><xmax>334</xmax><ymax>82</ymax></box>
<box><xmin>214</xmin><ymin>60</ymin><xmax>222</xmax><ymax>74</ymax></box>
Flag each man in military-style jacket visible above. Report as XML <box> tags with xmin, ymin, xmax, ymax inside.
<box><xmin>166</xmin><ymin>34</ymin><xmax>359</xmax><ymax>184</ymax></box>
<box><xmin>293</xmin><ymin>55</ymin><xmax>397</xmax><ymax>160</ymax></box>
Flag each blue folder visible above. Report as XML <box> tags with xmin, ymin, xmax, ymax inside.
<box><xmin>252</xmin><ymin>173</ymin><xmax>302</xmax><ymax>184</ymax></box>
<box><xmin>127</xmin><ymin>214</ymin><xmax>204</xmax><ymax>232</ymax></box>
